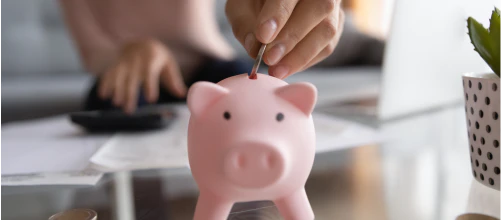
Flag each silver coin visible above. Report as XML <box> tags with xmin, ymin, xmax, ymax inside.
<box><xmin>49</xmin><ymin>209</ymin><xmax>97</xmax><ymax>220</ymax></box>
<box><xmin>250</xmin><ymin>44</ymin><xmax>267</xmax><ymax>78</ymax></box>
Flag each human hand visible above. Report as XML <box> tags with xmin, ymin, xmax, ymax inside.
<box><xmin>226</xmin><ymin>0</ymin><xmax>344</xmax><ymax>79</ymax></box>
<box><xmin>98</xmin><ymin>39</ymin><xmax>187</xmax><ymax>113</ymax></box>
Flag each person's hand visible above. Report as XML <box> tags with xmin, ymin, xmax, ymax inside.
<box><xmin>98</xmin><ymin>39</ymin><xmax>187</xmax><ymax>113</ymax></box>
<box><xmin>226</xmin><ymin>0</ymin><xmax>344</xmax><ymax>79</ymax></box>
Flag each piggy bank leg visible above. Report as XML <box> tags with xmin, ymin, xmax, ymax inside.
<box><xmin>193</xmin><ymin>191</ymin><xmax>233</xmax><ymax>220</ymax></box>
<box><xmin>274</xmin><ymin>188</ymin><xmax>314</xmax><ymax>220</ymax></box>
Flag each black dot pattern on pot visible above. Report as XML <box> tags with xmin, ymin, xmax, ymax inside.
<box><xmin>464</xmin><ymin>77</ymin><xmax>499</xmax><ymax>190</ymax></box>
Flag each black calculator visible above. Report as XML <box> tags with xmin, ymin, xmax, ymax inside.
<box><xmin>69</xmin><ymin>106</ymin><xmax>176</xmax><ymax>132</ymax></box>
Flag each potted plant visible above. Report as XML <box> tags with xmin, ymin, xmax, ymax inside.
<box><xmin>464</xmin><ymin>7</ymin><xmax>500</xmax><ymax>190</ymax></box>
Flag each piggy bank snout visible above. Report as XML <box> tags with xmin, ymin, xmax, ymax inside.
<box><xmin>223</xmin><ymin>142</ymin><xmax>286</xmax><ymax>189</ymax></box>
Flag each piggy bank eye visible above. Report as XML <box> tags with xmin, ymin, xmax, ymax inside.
<box><xmin>276</xmin><ymin>113</ymin><xmax>284</xmax><ymax>122</ymax></box>
<box><xmin>223</xmin><ymin>111</ymin><xmax>231</xmax><ymax>120</ymax></box>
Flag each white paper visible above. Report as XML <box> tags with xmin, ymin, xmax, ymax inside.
<box><xmin>90</xmin><ymin>105</ymin><xmax>382</xmax><ymax>172</ymax></box>
<box><xmin>2</xmin><ymin>115</ymin><xmax>86</xmax><ymax>138</ymax></box>
<box><xmin>1</xmin><ymin>169</ymin><xmax>103</xmax><ymax>186</ymax></box>
<box><xmin>90</xmin><ymin>106</ymin><xmax>190</xmax><ymax>172</ymax></box>
<box><xmin>2</xmin><ymin>137</ymin><xmax>108</xmax><ymax>175</ymax></box>
<box><xmin>2</xmin><ymin>116</ymin><xmax>109</xmax><ymax>185</ymax></box>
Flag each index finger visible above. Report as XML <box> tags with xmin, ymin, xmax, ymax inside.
<box><xmin>160</xmin><ymin>58</ymin><xmax>187</xmax><ymax>99</ymax></box>
<box><xmin>255</xmin><ymin>0</ymin><xmax>298</xmax><ymax>44</ymax></box>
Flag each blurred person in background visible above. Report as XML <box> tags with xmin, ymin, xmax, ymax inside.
<box><xmin>59</xmin><ymin>0</ymin><xmax>381</xmax><ymax>114</ymax></box>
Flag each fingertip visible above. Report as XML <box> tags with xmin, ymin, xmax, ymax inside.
<box><xmin>257</xmin><ymin>18</ymin><xmax>277</xmax><ymax>43</ymax></box>
<box><xmin>128</xmin><ymin>104</ymin><xmax>137</xmax><ymax>114</ymax></box>
<box><xmin>264</xmin><ymin>44</ymin><xmax>285</xmax><ymax>66</ymax></box>
<box><xmin>125</xmin><ymin>104</ymin><xmax>135</xmax><ymax>115</ymax></box>
<box><xmin>123</xmin><ymin>95</ymin><xmax>136</xmax><ymax>114</ymax></box>
<box><xmin>176</xmin><ymin>87</ymin><xmax>188</xmax><ymax>99</ymax></box>
<box><xmin>244</xmin><ymin>33</ymin><xmax>255</xmax><ymax>54</ymax></box>
<box><xmin>146</xmin><ymin>94</ymin><xmax>156</xmax><ymax>103</ymax></box>
<box><xmin>144</xmin><ymin>89</ymin><xmax>156</xmax><ymax>103</ymax></box>
<box><xmin>113</xmin><ymin>90</ymin><xmax>125</xmax><ymax>107</ymax></box>
<box><xmin>113</xmin><ymin>97</ymin><xmax>122</xmax><ymax>107</ymax></box>
<box><xmin>248</xmin><ymin>43</ymin><xmax>261</xmax><ymax>59</ymax></box>
<box><xmin>270</xmin><ymin>65</ymin><xmax>289</xmax><ymax>79</ymax></box>
<box><xmin>98</xmin><ymin>80</ymin><xmax>110</xmax><ymax>99</ymax></box>
<box><xmin>160</xmin><ymin>62</ymin><xmax>187</xmax><ymax>99</ymax></box>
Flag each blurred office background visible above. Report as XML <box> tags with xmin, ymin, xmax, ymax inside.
<box><xmin>3</xmin><ymin>1</ymin><xmax>501</xmax><ymax>220</ymax></box>
<box><xmin>1</xmin><ymin>0</ymin><xmax>388</xmax><ymax>123</ymax></box>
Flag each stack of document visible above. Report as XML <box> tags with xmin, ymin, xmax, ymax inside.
<box><xmin>2</xmin><ymin>105</ymin><xmax>382</xmax><ymax>186</ymax></box>
<box><xmin>90</xmin><ymin>105</ymin><xmax>191</xmax><ymax>172</ymax></box>
<box><xmin>2</xmin><ymin>116</ymin><xmax>108</xmax><ymax>185</ymax></box>
<box><xmin>89</xmin><ymin>105</ymin><xmax>382</xmax><ymax>172</ymax></box>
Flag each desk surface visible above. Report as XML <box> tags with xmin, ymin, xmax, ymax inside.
<box><xmin>3</xmin><ymin>104</ymin><xmax>499</xmax><ymax>220</ymax></box>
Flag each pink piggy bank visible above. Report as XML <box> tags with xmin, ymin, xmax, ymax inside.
<box><xmin>187</xmin><ymin>73</ymin><xmax>317</xmax><ymax>220</ymax></box>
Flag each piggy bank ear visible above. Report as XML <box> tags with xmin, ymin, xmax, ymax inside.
<box><xmin>187</xmin><ymin>82</ymin><xmax>229</xmax><ymax>116</ymax></box>
<box><xmin>275</xmin><ymin>82</ymin><xmax>317</xmax><ymax>115</ymax></box>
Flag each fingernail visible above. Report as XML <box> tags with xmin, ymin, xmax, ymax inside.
<box><xmin>259</xmin><ymin>19</ymin><xmax>277</xmax><ymax>42</ymax></box>
<box><xmin>266</xmin><ymin>44</ymin><xmax>285</xmax><ymax>65</ymax></box>
<box><xmin>272</xmin><ymin>65</ymin><xmax>289</xmax><ymax>79</ymax></box>
<box><xmin>244</xmin><ymin>33</ymin><xmax>255</xmax><ymax>53</ymax></box>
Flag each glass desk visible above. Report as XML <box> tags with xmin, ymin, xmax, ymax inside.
<box><xmin>3</xmin><ymin>105</ymin><xmax>499</xmax><ymax>220</ymax></box>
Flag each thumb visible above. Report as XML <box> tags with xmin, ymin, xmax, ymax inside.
<box><xmin>160</xmin><ymin>59</ymin><xmax>187</xmax><ymax>99</ymax></box>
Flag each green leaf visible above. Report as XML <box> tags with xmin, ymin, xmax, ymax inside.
<box><xmin>466</xmin><ymin>8</ymin><xmax>500</xmax><ymax>77</ymax></box>
<box><xmin>468</xmin><ymin>17</ymin><xmax>498</xmax><ymax>76</ymax></box>
<box><xmin>489</xmin><ymin>8</ymin><xmax>501</xmax><ymax>49</ymax></box>
<box><xmin>489</xmin><ymin>7</ymin><xmax>500</xmax><ymax>76</ymax></box>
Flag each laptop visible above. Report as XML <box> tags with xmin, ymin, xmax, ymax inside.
<box><xmin>306</xmin><ymin>0</ymin><xmax>498</xmax><ymax>124</ymax></box>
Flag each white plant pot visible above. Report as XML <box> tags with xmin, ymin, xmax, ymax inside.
<box><xmin>462</xmin><ymin>72</ymin><xmax>500</xmax><ymax>191</ymax></box>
